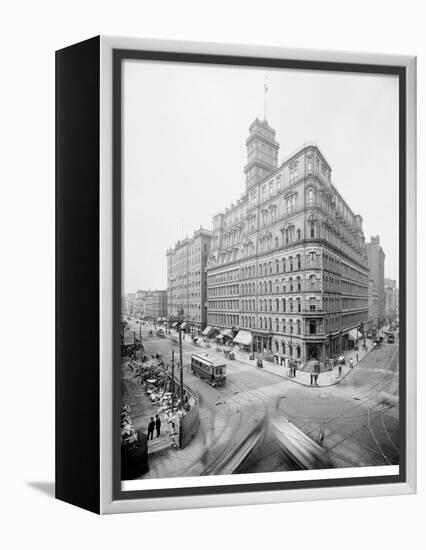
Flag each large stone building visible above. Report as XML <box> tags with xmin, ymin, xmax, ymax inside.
<box><xmin>206</xmin><ymin>117</ymin><xmax>369</xmax><ymax>364</ymax></box>
<box><xmin>166</xmin><ymin>227</ymin><xmax>213</xmax><ymax>331</ymax></box>
<box><xmin>366</xmin><ymin>235</ymin><xmax>386</xmax><ymax>324</ymax></box>
<box><xmin>384</xmin><ymin>278</ymin><xmax>399</xmax><ymax>319</ymax></box>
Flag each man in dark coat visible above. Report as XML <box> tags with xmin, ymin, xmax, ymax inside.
<box><xmin>155</xmin><ymin>414</ymin><xmax>161</xmax><ymax>438</ymax></box>
<box><xmin>147</xmin><ymin>417</ymin><xmax>155</xmax><ymax>440</ymax></box>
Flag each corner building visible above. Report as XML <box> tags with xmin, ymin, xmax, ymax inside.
<box><xmin>206</xmin><ymin>118</ymin><xmax>369</xmax><ymax>364</ymax></box>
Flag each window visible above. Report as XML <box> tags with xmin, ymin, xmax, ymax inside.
<box><xmin>269</xmin><ymin>181</ymin><xmax>274</xmax><ymax>196</ymax></box>
<box><xmin>309</xmin><ymin>320</ymin><xmax>316</xmax><ymax>334</ymax></box>
<box><xmin>297</xmin><ymin>228</ymin><xmax>301</xmax><ymax>240</ymax></box>
<box><xmin>307</xmin><ymin>155</ymin><xmax>313</xmax><ymax>174</ymax></box>
<box><xmin>307</xmin><ymin>188</ymin><xmax>314</xmax><ymax>205</ymax></box>
<box><xmin>262</xmin><ymin>185</ymin><xmax>266</xmax><ymax>201</ymax></box>
<box><xmin>290</xmin><ymin>163</ymin><xmax>298</xmax><ymax>183</ymax></box>
<box><xmin>276</xmin><ymin>174</ymin><xmax>282</xmax><ymax>191</ymax></box>
<box><xmin>297</xmin><ymin>254</ymin><xmax>301</xmax><ymax>270</ymax></box>
<box><xmin>310</xmin><ymin>222</ymin><xmax>316</xmax><ymax>238</ymax></box>
<box><xmin>309</xmin><ymin>297</ymin><xmax>316</xmax><ymax>311</ymax></box>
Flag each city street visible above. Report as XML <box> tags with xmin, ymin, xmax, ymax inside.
<box><xmin>123</xmin><ymin>320</ymin><xmax>399</xmax><ymax>476</ymax></box>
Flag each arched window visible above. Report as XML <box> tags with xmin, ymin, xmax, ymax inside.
<box><xmin>310</xmin><ymin>275</ymin><xmax>316</xmax><ymax>290</ymax></box>
<box><xmin>310</xmin><ymin>222</ymin><xmax>316</xmax><ymax>238</ymax></box>
<box><xmin>275</xmin><ymin>318</ymin><xmax>279</xmax><ymax>332</ymax></box>
<box><xmin>269</xmin><ymin>280</ymin><xmax>272</xmax><ymax>293</ymax></box>
<box><xmin>297</xmin><ymin>254</ymin><xmax>301</xmax><ymax>270</ymax></box>
<box><xmin>259</xmin><ymin>317</ymin><xmax>263</xmax><ymax>329</ymax></box>
<box><xmin>297</xmin><ymin>319</ymin><xmax>301</xmax><ymax>334</ymax></box>
<box><xmin>275</xmin><ymin>236</ymin><xmax>279</xmax><ymax>248</ymax></box>
<box><xmin>269</xmin><ymin>318</ymin><xmax>272</xmax><ymax>331</ymax></box>
<box><xmin>307</xmin><ymin>188</ymin><xmax>314</xmax><ymax>205</ymax></box>
<box><xmin>297</xmin><ymin>228</ymin><xmax>301</xmax><ymax>240</ymax></box>
<box><xmin>282</xmin><ymin>298</ymin><xmax>286</xmax><ymax>312</ymax></box>
<box><xmin>289</xmin><ymin>277</ymin><xmax>293</xmax><ymax>292</ymax></box>
<box><xmin>297</xmin><ymin>276</ymin><xmax>301</xmax><ymax>291</ymax></box>
<box><xmin>259</xmin><ymin>264</ymin><xmax>263</xmax><ymax>276</ymax></box>
<box><xmin>275</xmin><ymin>340</ymin><xmax>279</xmax><ymax>352</ymax></box>
<box><xmin>282</xmin><ymin>341</ymin><xmax>286</xmax><ymax>355</ymax></box>
<box><xmin>296</xmin><ymin>345</ymin><xmax>301</xmax><ymax>358</ymax></box>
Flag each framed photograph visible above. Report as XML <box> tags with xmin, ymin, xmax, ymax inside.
<box><xmin>56</xmin><ymin>36</ymin><xmax>416</xmax><ymax>514</ymax></box>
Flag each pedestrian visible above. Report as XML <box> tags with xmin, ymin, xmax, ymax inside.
<box><xmin>349</xmin><ymin>358</ymin><xmax>354</xmax><ymax>369</ymax></box>
<box><xmin>147</xmin><ymin>417</ymin><xmax>155</xmax><ymax>440</ymax></box>
<box><xmin>155</xmin><ymin>414</ymin><xmax>161</xmax><ymax>437</ymax></box>
<box><xmin>356</xmin><ymin>352</ymin><xmax>359</xmax><ymax>363</ymax></box>
<box><xmin>314</xmin><ymin>372</ymin><xmax>319</xmax><ymax>386</ymax></box>
<box><xmin>310</xmin><ymin>372</ymin><xmax>314</xmax><ymax>385</ymax></box>
<box><xmin>338</xmin><ymin>364</ymin><xmax>342</xmax><ymax>378</ymax></box>
<box><xmin>293</xmin><ymin>363</ymin><xmax>297</xmax><ymax>377</ymax></box>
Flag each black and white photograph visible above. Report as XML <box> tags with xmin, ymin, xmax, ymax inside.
<box><xmin>118</xmin><ymin>56</ymin><xmax>403</xmax><ymax>491</ymax></box>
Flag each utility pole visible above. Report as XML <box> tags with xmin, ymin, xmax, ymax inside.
<box><xmin>179</xmin><ymin>326</ymin><xmax>184</xmax><ymax>406</ymax></box>
<box><xmin>171</xmin><ymin>351</ymin><xmax>175</xmax><ymax>412</ymax></box>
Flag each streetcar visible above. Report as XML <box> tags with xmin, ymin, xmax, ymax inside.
<box><xmin>190</xmin><ymin>353</ymin><xmax>227</xmax><ymax>387</ymax></box>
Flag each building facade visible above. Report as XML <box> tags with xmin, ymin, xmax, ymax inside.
<box><xmin>366</xmin><ymin>235</ymin><xmax>386</xmax><ymax>324</ymax></box>
<box><xmin>368</xmin><ymin>276</ymin><xmax>379</xmax><ymax>330</ymax></box>
<box><xmin>384</xmin><ymin>278</ymin><xmax>399</xmax><ymax>319</ymax></box>
<box><xmin>166</xmin><ymin>228</ymin><xmax>213</xmax><ymax>331</ymax></box>
<box><xmin>144</xmin><ymin>290</ymin><xmax>167</xmax><ymax>321</ymax></box>
<box><xmin>206</xmin><ymin>117</ymin><xmax>369</xmax><ymax>364</ymax></box>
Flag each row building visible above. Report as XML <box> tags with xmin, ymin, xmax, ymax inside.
<box><xmin>166</xmin><ymin>228</ymin><xmax>213</xmax><ymax>332</ymax></box>
<box><xmin>206</xmin><ymin>117</ymin><xmax>369</xmax><ymax>364</ymax></box>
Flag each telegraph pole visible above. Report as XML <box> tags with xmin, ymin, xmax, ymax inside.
<box><xmin>171</xmin><ymin>351</ymin><xmax>175</xmax><ymax>412</ymax></box>
<box><xmin>179</xmin><ymin>326</ymin><xmax>184</xmax><ymax>406</ymax></box>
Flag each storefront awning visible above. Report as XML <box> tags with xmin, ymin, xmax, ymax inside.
<box><xmin>233</xmin><ymin>330</ymin><xmax>252</xmax><ymax>346</ymax></box>
<box><xmin>180</xmin><ymin>322</ymin><xmax>187</xmax><ymax>329</ymax></box>
<box><xmin>202</xmin><ymin>326</ymin><xmax>215</xmax><ymax>336</ymax></box>
<box><xmin>348</xmin><ymin>328</ymin><xmax>359</xmax><ymax>341</ymax></box>
<box><xmin>220</xmin><ymin>328</ymin><xmax>234</xmax><ymax>338</ymax></box>
<box><xmin>172</xmin><ymin>322</ymin><xmax>177</xmax><ymax>328</ymax></box>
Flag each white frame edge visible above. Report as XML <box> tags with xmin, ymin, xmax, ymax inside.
<box><xmin>99</xmin><ymin>36</ymin><xmax>417</xmax><ymax>514</ymax></box>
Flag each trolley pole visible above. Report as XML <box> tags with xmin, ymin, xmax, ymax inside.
<box><xmin>171</xmin><ymin>351</ymin><xmax>175</xmax><ymax>412</ymax></box>
<box><xmin>179</xmin><ymin>327</ymin><xmax>184</xmax><ymax>406</ymax></box>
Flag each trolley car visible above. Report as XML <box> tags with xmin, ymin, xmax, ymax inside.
<box><xmin>190</xmin><ymin>353</ymin><xmax>226</xmax><ymax>387</ymax></box>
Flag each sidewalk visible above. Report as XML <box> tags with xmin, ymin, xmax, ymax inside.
<box><xmin>176</xmin><ymin>330</ymin><xmax>372</xmax><ymax>388</ymax></box>
<box><xmin>168</xmin><ymin>328</ymin><xmax>380</xmax><ymax>388</ymax></box>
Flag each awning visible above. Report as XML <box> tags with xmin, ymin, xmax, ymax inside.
<box><xmin>220</xmin><ymin>328</ymin><xmax>234</xmax><ymax>338</ymax></box>
<box><xmin>347</xmin><ymin>328</ymin><xmax>359</xmax><ymax>341</ymax></box>
<box><xmin>157</xmin><ymin>317</ymin><xmax>162</xmax><ymax>322</ymax></box>
<box><xmin>180</xmin><ymin>322</ymin><xmax>187</xmax><ymax>329</ymax></box>
<box><xmin>172</xmin><ymin>322</ymin><xmax>177</xmax><ymax>328</ymax></box>
<box><xmin>233</xmin><ymin>330</ymin><xmax>253</xmax><ymax>346</ymax></box>
<box><xmin>202</xmin><ymin>326</ymin><xmax>215</xmax><ymax>337</ymax></box>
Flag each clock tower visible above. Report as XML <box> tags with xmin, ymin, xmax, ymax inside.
<box><xmin>244</xmin><ymin>118</ymin><xmax>279</xmax><ymax>190</ymax></box>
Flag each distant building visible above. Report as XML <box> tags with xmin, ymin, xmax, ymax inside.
<box><xmin>126</xmin><ymin>293</ymin><xmax>136</xmax><ymax>315</ymax></box>
<box><xmin>206</xmin><ymin>117</ymin><xmax>369</xmax><ymax>364</ymax></box>
<box><xmin>384</xmin><ymin>278</ymin><xmax>399</xmax><ymax>319</ymax></box>
<box><xmin>134</xmin><ymin>289</ymin><xmax>148</xmax><ymax>316</ymax></box>
<box><xmin>167</xmin><ymin>227</ymin><xmax>213</xmax><ymax>331</ymax></box>
<box><xmin>144</xmin><ymin>290</ymin><xmax>167</xmax><ymax>321</ymax></box>
<box><xmin>366</xmin><ymin>235</ymin><xmax>386</xmax><ymax>324</ymax></box>
<box><xmin>368</xmin><ymin>277</ymin><xmax>379</xmax><ymax>330</ymax></box>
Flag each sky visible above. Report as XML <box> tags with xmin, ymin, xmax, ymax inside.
<box><xmin>122</xmin><ymin>59</ymin><xmax>399</xmax><ymax>294</ymax></box>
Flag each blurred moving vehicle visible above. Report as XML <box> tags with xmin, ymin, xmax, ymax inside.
<box><xmin>156</xmin><ymin>327</ymin><xmax>165</xmax><ymax>337</ymax></box>
<box><xmin>270</xmin><ymin>416</ymin><xmax>330</xmax><ymax>470</ymax></box>
<box><xmin>387</xmin><ymin>333</ymin><xmax>395</xmax><ymax>344</ymax></box>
